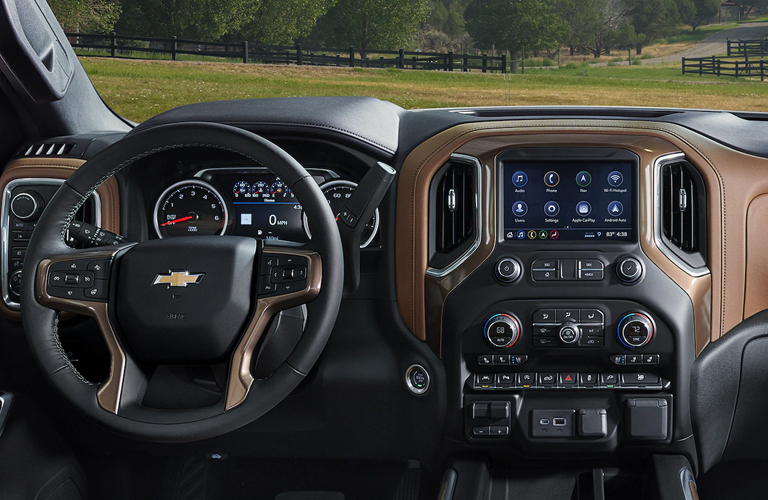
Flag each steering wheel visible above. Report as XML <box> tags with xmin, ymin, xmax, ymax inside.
<box><xmin>20</xmin><ymin>123</ymin><xmax>344</xmax><ymax>442</ymax></box>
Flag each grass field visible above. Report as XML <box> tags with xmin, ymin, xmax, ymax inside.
<box><xmin>80</xmin><ymin>57</ymin><xmax>768</xmax><ymax>122</ymax></box>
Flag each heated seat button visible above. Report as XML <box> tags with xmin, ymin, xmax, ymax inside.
<box><xmin>477</xmin><ymin>354</ymin><xmax>494</xmax><ymax>366</ymax></box>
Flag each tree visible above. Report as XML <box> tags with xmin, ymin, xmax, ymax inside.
<box><xmin>625</xmin><ymin>0</ymin><xmax>680</xmax><ymax>54</ymax></box>
<box><xmin>677</xmin><ymin>0</ymin><xmax>719</xmax><ymax>31</ymax></box>
<box><xmin>236</xmin><ymin>0</ymin><xmax>337</xmax><ymax>44</ymax></box>
<box><xmin>48</xmin><ymin>0</ymin><xmax>121</xmax><ymax>32</ymax></box>
<box><xmin>465</xmin><ymin>0</ymin><xmax>567</xmax><ymax>57</ymax></box>
<box><xmin>314</xmin><ymin>0</ymin><xmax>431</xmax><ymax>50</ymax></box>
<box><xmin>556</xmin><ymin>0</ymin><xmax>627</xmax><ymax>58</ymax></box>
<box><xmin>115</xmin><ymin>0</ymin><xmax>252</xmax><ymax>40</ymax></box>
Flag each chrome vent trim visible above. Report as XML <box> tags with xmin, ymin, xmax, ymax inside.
<box><xmin>653</xmin><ymin>153</ymin><xmax>709</xmax><ymax>277</ymax></box>
<box><xmin>20</xmin><ymin>142</ymin><xmax>75</xmax><ymax>157</ymax></box>
<box><xmin>426</xmin><ymin>153</ymin><xmax>482</xmax><ymax>278</ymax></box>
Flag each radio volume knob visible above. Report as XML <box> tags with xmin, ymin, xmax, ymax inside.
<box><xmin>495</xmin><ymin>257</ymin><xmax>522</xmax><ymax>283</ymax></box>
<box><xmin>618</xmin><ymin>313</ymin><xmax>654</xmax><ymax>348</ymax></box>
<box><xmin>484</xmin><ymin>314</ymin><xmax>521</xmax><ymax>349</ymax></box>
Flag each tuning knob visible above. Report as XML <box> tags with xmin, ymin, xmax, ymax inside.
<box><xmin>11</xmin><ymin>191</ymin><xmax>45</xmax><ymax>221</ymax></box>
<box><xmin>618</xmin><ymin>313</ymin><xmax>654</xmax><ymax>348</ymax></box>
<box><xmin>616</xmin><ymin>257</ymin><xmax>643</xmax><ymax>284</ymax></box>
<box><xmin>484</xmin><ymin>313</ymin><xmax>521</xmax><ymax>348</ymax></box>
<box><xmin>559</xmin><ymin>322</ymin><xmax>581</xmax><ymax>344</ymax></box>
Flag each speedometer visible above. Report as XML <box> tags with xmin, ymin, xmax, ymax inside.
<box><xmin>303</xmin><ymin>180</ymin><xmax>379</xmax><ymax>248</ymax></box>
<box><xmin>154</xmin><ymin>180</ymin><xmax>228</xmax><ymax>238</ymax></box>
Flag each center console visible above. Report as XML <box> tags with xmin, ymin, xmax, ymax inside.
<box><xmin>439</xmin><ymin>148</ymin><xmax>695</xmax><ymax>460</ymax></box>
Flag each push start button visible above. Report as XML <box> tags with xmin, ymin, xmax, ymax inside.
<box><xmin>405</xmin><ymin>364</ymin><xmax>430</xmax><ymax>395</ymax></box>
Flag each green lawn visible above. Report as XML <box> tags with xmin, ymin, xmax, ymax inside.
<box><xmin>80</xmin><ymin>57</ymin><xmax>768</xmax><ymax>123</ymax></box>
<box><xmin>661</xmin><ymin>23</ymin><xmax>739</xmax><ymax>45</ymax></box>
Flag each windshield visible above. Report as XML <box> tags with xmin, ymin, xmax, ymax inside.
<box><xmin>51</xmin><ymin>0</ymin><xmax>768</xmax><ymax>122</ymax></box>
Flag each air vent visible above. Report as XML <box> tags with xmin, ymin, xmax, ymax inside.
<box><xmin>18</xmin><ymin>142</ymin><xmax>75</xmax><ymax>157</ymax></box>
<box><xmin>659</xmin><ymin>159</ymin><xmax>707</xmax><ymax>271</ymax></box>
<box><xmin>428</xmin><ymin>156</ymin><xmax>480</xmax><ymax>272</ymax></box>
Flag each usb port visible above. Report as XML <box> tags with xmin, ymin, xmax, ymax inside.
<box><xmin>553</xmin><ymin>418</ymin><xmax>567</xmax><ymax>427</ymax></box>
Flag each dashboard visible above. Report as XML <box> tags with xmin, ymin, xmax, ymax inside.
<box><xmin>9</xmin><ymin>98</ymin><xmax>768</xmax><ymax>478</ymax></box>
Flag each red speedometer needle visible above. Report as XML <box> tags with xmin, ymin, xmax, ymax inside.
<box><xmin>160</xmin><ymin>216</ymin><xmax>193</xmax><ymax>226</ymax></box>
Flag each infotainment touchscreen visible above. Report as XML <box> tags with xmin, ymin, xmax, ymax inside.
<box><xmin>501</xmin><ymin>161</ymin><xmax>634</xmax><ymax>242</ymax></box>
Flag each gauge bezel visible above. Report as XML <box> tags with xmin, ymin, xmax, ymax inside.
<box><xmin>153</xmin><ymin>179</ymin><xmax>229</xmax><ymax>239</ymax></box>
<box><xmin>303</xmin><ymin>180</ymin><xmax>380</xmax><ymax>248</ymax></box>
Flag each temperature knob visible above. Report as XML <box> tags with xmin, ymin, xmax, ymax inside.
<box><xmin>618</xmin><ymin>313</ymin><xmax>654</xmax><ymax>348</ymax></box>
<box><xmin>11</xmin><ymin>191</ymin><xmax>45</xmax><ymax>221</ymax></box>
<box><xmin>484</xmin><ymin>313</ymin><xmax>521</xmax><ymax>349</ymax></box>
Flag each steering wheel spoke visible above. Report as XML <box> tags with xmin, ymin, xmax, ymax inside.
<box><xmin>35</xmin><ymin>244</ymin><xmax>135</xmax><ymax>414</ymax></box>
<box><xmin>227</xmin><ymin>246</ymin><xmax>322</xmax><ymax>410</ymax></box>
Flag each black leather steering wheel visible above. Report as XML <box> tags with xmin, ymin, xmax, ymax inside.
<box><xmin>20</xmin><ymin>122</ymin><xmax>344</xmax><ymax>442</ymax></box>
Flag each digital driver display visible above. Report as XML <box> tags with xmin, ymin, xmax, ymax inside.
<box><xmin>502</xmin><ymin>161</ymin><xmax>634</xmax><ymax>242</ymax></box>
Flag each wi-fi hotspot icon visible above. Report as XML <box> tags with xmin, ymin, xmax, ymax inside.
<box><xmin>610</xmin><ymin>174</ymin><xmax>621</xmax><ymax>183</ymax></box>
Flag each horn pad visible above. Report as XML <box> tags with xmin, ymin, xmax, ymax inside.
<box><xmin>115</xmin><ymin>236</ymin><xmax>257</xmax><ymax>364</ymax></box>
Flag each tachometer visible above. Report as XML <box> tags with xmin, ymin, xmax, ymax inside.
<box><xmin>154</xmin><ymin>180</ymin><xmax>228</xmax><ymax>238</ymax></box>
<box><xmin>303</xmin><ymin>180</ymin><xmax>379</xmax><ymax>248</ymax></box>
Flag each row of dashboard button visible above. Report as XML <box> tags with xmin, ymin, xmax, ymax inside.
<box><xmin>533</xmin><ymin>308</ymin><xmax>603</xmax><ymax>324</ymax></box>
<box><xmin>611</xmin><ymin>354</ymin><xmax>660</xmax><ymax>365</ymax></box>
<box><xmin>532</xmin><ymin>259</ymin><xmax>604</xmax><ymax>282</ymax></box>
<box><xmin>477</xmin><ymin>354</ymin><xmax>528</xmax><ymax>366</ymax></box>
<box><xmin>474</xmin><ymin>372</ymin><xmax>663</xmax><ymax>390</ymax></box>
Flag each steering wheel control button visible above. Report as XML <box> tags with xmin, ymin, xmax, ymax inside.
<box><xmin>616</xmin><ymin>257</ymin><xmax>643</xmax><ymax>284</ymax></box>
<box><xmin>405</xmin><ymin>364</ymin><xmax>430</xmax><ymax>395</ymax></box>
<box><xmin>258</xmin><ymin>253</ymin><xmax>309</xmax><ymax>297</ymax></box>
<box><xmin>511</xmin><ymin>171</ymin><xmax>528</xmax><ymax>187</ymax></box>
<box><xmin>10</xmin><ymin>191</ymin><xmax>44</xmax><ymax>221</ymax></box>
<box><xmin>575</xmin><ymin>171</ymin><xmax>592</xmax><ymax>187</ymax></box>
<box><xmin>495</xmin><ymin>258</ymin><xmax>522</xmax><ymax>284</ymax></box>
<box><xmin>618</xmin><ymin>313</ymin><xmax>655</xmax><ymax>348</ymax></box>
<box><xmin>259</xmin><ymin>255</ymin><xmax>280</xmax><ymax>275</ymax></box>
<box><xmin>45</xmin><ymin>259</ymin><xmax>113</xmax><ymax>302</ymax></box>
<box><xmin>87</xmin><ymin>260</ymin><xmax>110</xmax><ymax>279</ymax></box>
<box><xmin>484</xmin><ymin>314</ymin><xmax>521</xmax><ymax>349</ymax></box>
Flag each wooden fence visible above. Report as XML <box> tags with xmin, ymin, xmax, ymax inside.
<box><xmin>727</xmin><ymin>38</ymin><xmax>768</xmax><ymax>57</ymax></box>
<box><xmin>682</xmin><ymin>55</ymin><xmax>768</xmax><ymax>80</ymax></box>
<box><xmin>66</xmin><ymin>32</ymin><xmax>508</xmax><ymax>73</ymax></box>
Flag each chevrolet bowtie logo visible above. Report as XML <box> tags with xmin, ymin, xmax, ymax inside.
<box><xmin>153</xmin><ymin>271</ymin><xmax>205</xmax><ymax>288</ymax></box>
